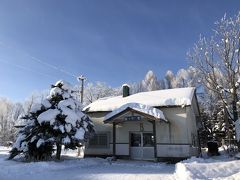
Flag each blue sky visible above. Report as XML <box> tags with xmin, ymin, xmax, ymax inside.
<box><xmin>0</xmin><ymin>0</ymin><xmax>239</xmax><ymax>102</ymax></box>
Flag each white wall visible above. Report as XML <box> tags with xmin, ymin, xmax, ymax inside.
<box><xmin>157</xmin><ymin>144</ymin><xmax>190</xmax><ymax>157</ymax></box>
<box><xmin>157</xmin><ymin>107</ymin><xmax>190</xmax><ymax>144</ymax></box>
<box><xmin>85</xmin><ymin>112</ymin><xmax>113</xmax><ymax>155</ymax></box>
<box><xmin>116</xmin><ymin>144</ymin><xmax>129</xmax><ymax>155</ymax></box>
<box><xmin>85</xmin><ymin>106</ymin><xmax>199</xmax><ymax>158</ymax></box>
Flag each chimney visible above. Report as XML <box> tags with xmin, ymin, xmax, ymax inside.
<box><xmin>122</xmin><ymin>84</ymin><xmax>130</xmax><ymax>97</ymax></box>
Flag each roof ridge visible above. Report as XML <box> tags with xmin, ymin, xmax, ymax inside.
<box><xmin>83</xmin><ymin>87</ymin><xmax>196</xmax><ymax>112</ymax></box>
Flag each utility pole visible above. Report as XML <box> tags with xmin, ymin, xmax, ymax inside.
<box><xmin>78</xmin><ymin>75</ymin><xmax>86</xmax><ymax>104</ymax></box>
<box><xmin>77</xmin><ymin>75</ymin><xmax>86</xmax><ymax>157</ymax></box>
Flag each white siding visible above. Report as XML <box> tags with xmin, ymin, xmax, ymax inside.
<box><xmin>116</xmin><ymin>144</ymin><xmax>129</xmax><ymax>155</ymax></box>
<box><xmin>157</xmin><ymin>144</ymin><xmax>190</xmax><ymax>157</ymax></box>
<box><xmin>85</xmin><ymin>112</ymin><xmax>113</xmax><ymax>155</ymax></box>
<box><xmin>85</xmin><ymin>105</ymin><xmax>200</xmax><ymax>158</ymax></box>
<box><xmin>157</xmin><ymin>107</ymin><xmax>189</xmax><ymax>144</ymax></box>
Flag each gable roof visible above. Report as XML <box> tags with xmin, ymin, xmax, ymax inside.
<box><xmin>104</xmin><ymin>103</ymin><xmax>167</xmax><ymax>123</ymax></box>
<box><xmin>83</xmin><ymin>87</ymin><xmax>196</xmax><ymax>113</ymax></box>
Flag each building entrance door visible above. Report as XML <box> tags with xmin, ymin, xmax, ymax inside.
<box><xmin>130</xmin><ymin>132</ymin><xmax>155</xmax><ymax>160</ymax></box>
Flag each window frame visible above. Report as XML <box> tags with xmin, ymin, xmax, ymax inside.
<box><xmin>88</xmin><ymin>131</ymin><xmax>110</xmax><ymax>149</ymax></box>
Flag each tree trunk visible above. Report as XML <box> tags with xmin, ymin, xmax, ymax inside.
<box><xmin>232</xmin><ymin>89</ymin><xmax>240</xmax><ymax>151</ymax></box>
<box><xmin>232</xmin><ymin>101</ymin><xmax>238</xmax><ymax>122</ymax></box>
<box><xmin>56</xmin><ymin>143</ymin><xmax>61</xmax><ymax>160</ymax></box>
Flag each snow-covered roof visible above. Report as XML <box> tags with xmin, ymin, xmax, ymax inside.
<box><xmin>104</xmin><ymin>103</ymin><xmax>167</xmax><ymax>123</ymax></box>
<box><xmin>122</xmin><ymin>84</ymin><xmax>130</xmax><ymax>87</ymax></box>
<box><xmin>83</xmin><ymin>87</ymin><xmax>195</xmax><ymax>112</ymax></box>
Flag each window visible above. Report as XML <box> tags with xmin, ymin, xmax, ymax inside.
<box><xmin>143</xmin><ymin>133</ymin><xmax>154</xmax><ymax>147</ymax></box>
<box><xmin>88</xmin><ymin>133</ymin><xmax>109</xmax><ymax>148</ymax></box>
<box><xmin>130</xmin><ymin>132</ymin><xmax>154</xmax><ymax>147</ymax></box>
<box><xmin>131</xmin><ymin>133</ymin><xmax>141</xmax><ymax>147</ymax></box>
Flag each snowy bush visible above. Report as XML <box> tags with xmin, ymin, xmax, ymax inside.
<box><xmin>9</xmin><ymin>80</ymin><xmax>95</xmax><ymax>161</ymax></box>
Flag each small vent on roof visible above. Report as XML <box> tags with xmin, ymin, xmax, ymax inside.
<box><xmin>122</xmin><ymin>84</ymin><xmax>130</xmax><ymax>97</ymax></box>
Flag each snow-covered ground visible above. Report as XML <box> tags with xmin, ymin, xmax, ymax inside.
<box><xmin>175</xmin><ymin>156</ymin><xmax>240</xmax><ymax>180</ymax></box>
<box><xmin>0</xmin><ymin>146</ymin><xmax>175</xmax><ymax>180</ymax></box>
<box><xmin>0</xmin><ymin>146</ymin><xmax>240</xmax><ymax>180</ymax></box>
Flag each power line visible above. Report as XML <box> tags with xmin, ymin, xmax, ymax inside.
<box><xmin>26</xmin><ymin>54</ymin><xmax>77</xmax><ymax>78</ymax></box>
<box><xmin>0</xmin><ymin>58</ymin><xmax>57</xmax><ymax>79</ymax></box>
<box><xmin>0</xmin><ymin>41</ymin><xmax>78</xmax><ymax>79</ymax></box>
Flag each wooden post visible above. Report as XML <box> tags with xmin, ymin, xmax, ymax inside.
<box><xmin>113</xmin><ymin>122</ymin><xmax>116</xmax><ymax>157</ymax></box>
<box><xmin>153</xmin><ymin>120</ymin><xmax>157</xmax><ymax>160</ymax></box>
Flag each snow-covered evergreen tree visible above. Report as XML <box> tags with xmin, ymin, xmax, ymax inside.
<box><xmin>9</xmin><ymin>80</ymin><xmax>95</xmax><ymax>161</ymax></box>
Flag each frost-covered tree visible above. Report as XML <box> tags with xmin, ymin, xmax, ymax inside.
<box><xmin>131</xmin><ymin>68</ymin><xmax>200</xmax><ymax>93</ymax></box>
<box><xmin>83</xmin><ymin>82</ymin><xmax>120</xmax><ymax>106</ymax></box>
<box><xmin>0</xmin><ymin>98</ymin><xmax>13</xmax><ymax>145</ymax></box>
<box><xmin>23</xmin><ymin>91</ymin><xmax>49</xmax><ymax>114</ymax></box>
<box><xmin>141</xmin><ymin>70</ymin><xmax>160</xmax><ymax>91</ymax></box>
<box><xmin>199</xmin><ymin>93</ymin><xmax>228</xmax><ymax>142</ymax></box>
<box><xmin>176</xmin><ymin>69</ymin><xmax>189</xmax><ymax>88</ymax></box>
<box><xmin>164</xmin><ymin>67</ymin><xmax>200</xmax><ymax>89</ymax></box>
<box><xmin>0</xmin><ymin>98</ymin><xmax>24</xmax><ymax>145</ymax></box>
<box><xmin>186</xmin><ymin>66</ymin><xmax>201</xmax><ymax>88</ymax></box>
<box><xmin>165</xmin><ymin>70</ymin><xmax>177</xmax><ymax>89</ymax></box>
<box><xmin>9</xmin><ymin>80</ymin><xmax>95</xmax><ymax>161</ymax></box>
<box><xmin>131</xmin><ymin>70</ymin><xmax>162</xmax><ymax>93</ymax></box>
<box><xmin>130</xmin><ymin>82</ymin><xmax>144</xmax><ymax>94</ymax></box>
<box><xmin>189</xmin><ymin>12</ymin><xmax>240</xmax><ymax>148</ymax></box>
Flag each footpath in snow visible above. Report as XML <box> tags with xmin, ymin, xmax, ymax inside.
<box><xmin>0</xmin><ymin>146</ymin><xmax>240</xmax><ymax>180</ymax></box>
